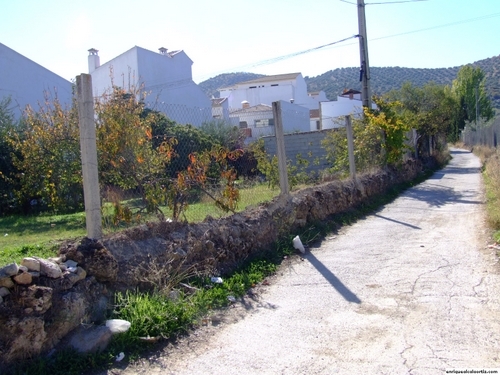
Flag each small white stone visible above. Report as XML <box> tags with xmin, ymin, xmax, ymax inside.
<box><xmin>106</xmin><ymin>319</ymin><xmax>131</xmax><ymax>334</ymax></box>
<box><xmin>21</xmin><ymin>257</ymin><xmax>40</xmax><ymax>272</ymax></box>
<box><xmin>64</xmin><ymin>260</ymin><xmax>78</xmax><ymax>269</ymax></box>
<box><xmin>37</xmin><ymin>258</ymin><xmax>63</xmax><ymax>279</ymax></box>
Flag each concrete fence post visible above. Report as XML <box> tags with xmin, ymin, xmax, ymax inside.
<box><xmin>345</xmin><ymin>115</ymin><xmax>356</xmax><ymax>180</ymax></box>
<box><xmin>76</xmin><ymin>74</ymin><xmax>102</xmax><ymax>240</ymax></box>
<box><xmin>272</xmin><ymin>101</ymin><xmax>290</xmax><ymax>195</ymax></box>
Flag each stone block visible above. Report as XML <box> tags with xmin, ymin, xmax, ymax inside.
<box><xmin>0</xmin><ymin>263</ymin><xmax>19</xmax><ymax>277</ymax></box>
<box><xmin>21</xmin><ymin>257</ymin><xmax>41</xmax><ymax>272</ymax></box>
<box><xmin>0</xmin><ymin>286</ymin><xmax>10</xmax><ymax>297</ymax></box>
<box><xmin>0</xmin><ymin>276</ymin><xmax>14</xmax><ymax>288</ymax></box>
<box><xmin>37</xmin><ymin>258</ymin><xmax>63</xmax><ymax>278</ymax></box>
<box><xmin>69</xmin><ymin>325</ymin><xmax>113</xmax><ymax>353</ymax></box>
<box><xmin>14</xmin><ymin>272</ymin><xmax>33</xmax><ymax>285</ymax></box>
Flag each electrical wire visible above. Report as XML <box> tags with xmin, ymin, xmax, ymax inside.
<box><xmin>196</xmin><ymin>8</ymin><xmax>500</xmax><ymax>80</ymax></box>
<box><xmin>249</xmin><ymin>35</ymin><xmax>359</xmax><ymax>68</ymax></box>
<box><xmin>340</xmin><ymin>0</ymin><xmax>428</xmax><ymax>4</ymax></box>
<box><xmin>370</xmin><ymin>12</ymin><xmax>500</xmax><ymax>42</ymax></box>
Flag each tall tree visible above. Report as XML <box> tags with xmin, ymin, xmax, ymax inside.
<box><xmin>452</xmin><ymin>66</ymin><xmax>494</xmax><ymax>125</ymax></box>
<box><xmin>387</xmin><ymin>82</ymin><xmax>458</xmax><ymax>142</ymax></box>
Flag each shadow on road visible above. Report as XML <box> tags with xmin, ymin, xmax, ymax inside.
<box><xmin>305</xmin><ymin>252</ymin><xmax>361</xmax><ymax>304</ymax></box>
<box><xmin>373</xmin><ymin>214</ymin><xmax>421</xmax><ymax>229</ymax></box>
<box><xmin>449</xmin><ymin>149</ymin><xmax>470</xmax><ymax>154</ymax></box>
<box><xmin>403</xmin><ymin>183</ymin><xmax>482</xmax><ymax>208</ymax></box>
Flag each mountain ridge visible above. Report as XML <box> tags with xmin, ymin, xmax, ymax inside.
<box><xmin>199</xmin><ymin>54</ymin><xmax>500</xmax><ymax>109</ymax></box>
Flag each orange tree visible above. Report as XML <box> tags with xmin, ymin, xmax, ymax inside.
<box><xmin>172</xmin><ymin>146</ymin><xmax>243</xmax><ymax>219</ymax></box>
<box><xmin>364</xmin><ymin>97</ymin><xmax>411</xmax><ymax>166</ymax></box>
<box><xmin>322</xmin><ymin>97</ymin><xmax>410</xmax><ymax>176</ymax></box>
<box><xmin>7</xmin><ymin>85</ymin><xmax>243</xmax><ymax>221</ymax></box>
<box><xmin>95</xmin><ymin>87</ymin><xmax>177</xmax><ymax>217</ymax></box>
<box><xmin>7</xmin><ymin>97</ymin><xmax>83</xmax><ymax>213</ymax></box>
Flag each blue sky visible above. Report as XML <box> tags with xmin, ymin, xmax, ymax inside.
<box><xmin>2</xmin><ymin>0</ymin><xmax>499</xmax><ymax>83</ymax></box>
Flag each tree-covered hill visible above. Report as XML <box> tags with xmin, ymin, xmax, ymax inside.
<box><xmin>199</xmin><ymin>54</ymin><xmax>500</xmax><ymax>109</ymax></box>
<box><xmin>198</xmin><ymin>72</ymin><xmax>265</xmax><ymax>99</ymax></box>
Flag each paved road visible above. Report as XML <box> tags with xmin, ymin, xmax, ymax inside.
<box><xmin>113</xmin><ymin>149</ymin><xmax>500</xmax><ymax>375</ymax></box>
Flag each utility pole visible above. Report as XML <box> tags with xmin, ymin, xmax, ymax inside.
<box><xmin>357</xmin><ymin>0</ymin><xmax>372</xmax><ymax>109</ymax></box>
<box><xmin>475</xmin><ymin>83</ymin><xmax>479</xmax><ymax>125</ymax></box>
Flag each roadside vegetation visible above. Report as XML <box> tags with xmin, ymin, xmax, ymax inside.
<box><xmin>0</xmin><ymin>65</ymin><xmax>495</xmax><ymax>374</ymax></box>
<box><xmin>468</xmin><ymin>145</ymin><xmax>500</xmax><ymax>243</ymax></box>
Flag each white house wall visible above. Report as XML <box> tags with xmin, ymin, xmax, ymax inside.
<box><xmin>220</xmin><ymin>73</ymin><xmax>324</xmax><ymax>111</ymax></box>
<box><xmin>136</xmin><ymin>48</ymin><xmax>191</xmax><ymax>86</ymax></box>
<box><xmin>221</xmin><ymin>85</ymin><xmax>295</xmax><ymax>110</ymax></box>
<box><xmin>90</xmin><ymin>47</ymin><xmax>140</xmax><ymax>97</ymax></box>
<box><xmin>320</xmin><ymin>97</ymin><xmax>365</xmax><ymax>129</ymax></box>
<box><xmin>90</xmin><ymin>46</ymin><xmax>211</xmax><ymax>126</ymax></box>
<box><xmin>0</xmin><ymin>42</ymin><xmax>73</xmax><ymax>119</ymax></box>
<box><xmin>279</xmin><ymin>100</ymin><xmax>310</xmax><ymax>133</ymax></box>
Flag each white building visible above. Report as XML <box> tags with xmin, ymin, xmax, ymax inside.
<box><xmin>219</xmin><ymin>73</ymin><xmax>327</xmax><ymax>111</ymax></box>
<box><xmin>320</xmin><ymin>89</ymin><xmax>377</xmax><ymax>130</ymax></box>
<box><xmin>88</xmin><ymin>46</ymin><xmax>211</xmax><ymax>126</ymax></box>
<box><xmin>0</xmin><ymin>42</ymin><xmax>73</xmax><ymax>119</ymax></box>
<box><xmin>228</xmin><ymin>100</ymin><xmax>310</xmax><ymax>143</ymax></box>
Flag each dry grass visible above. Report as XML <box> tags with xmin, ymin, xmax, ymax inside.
<box><xmin>471</xmin><ymin>145</ymin><xmax>500</xmax><ymax>242</ymax></box>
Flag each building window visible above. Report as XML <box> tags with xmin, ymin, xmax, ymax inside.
<box><xmin>255</xmin><ymin>119</ymin><xmax>274</xmax><ymax>127</ymax></box>
<box><xmin>271</xmin><ymin>84</ymin><xmax>278</xmax><ymax>87</ymax></box>
<box><xmin>239</xmin><ymin>121</ymin><xmax>248</xmax><ymax>128</ymax></box>
<box><xmin>249</xmin><ymin>86</ymin><xmax>257</xmax><ymax>89</ymax></box>
<box><xmin>316</xmin><ymin>120</ymin><xmax>321</xmax><ymax>130</ymax></box>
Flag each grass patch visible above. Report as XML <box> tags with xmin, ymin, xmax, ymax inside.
<box><xmin>475</xmin><ymin>146</ymin><xmax>500</xmax><ymax>242</ymax></box>
<box><xmin>0</xmin><ymin>213</ymin><xmax>87</xmax><ymax>266</ymax></box>
<box><xmin>1</xmin><ymin>182</ymin><xmax>279</xmax><ymax>267</ymax></box>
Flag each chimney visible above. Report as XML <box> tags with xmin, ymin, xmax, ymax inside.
<box><xmin>241</xmin><ymin>100</ymin><xmax>250</xmax><ymax>109</ymax></box>
<box><xmin>88</xmin><ymin>48</ymin><xmax>100</xmax><ymax>73</ymax></box>
<box><xmin>159</xmin><ymin>47</ymin><xmax>168</xmax><ymax>55</ymax></box>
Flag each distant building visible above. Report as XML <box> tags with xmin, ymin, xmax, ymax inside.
<box><xmin>0</xmin><ymin>42</ymin><xmax>73</xmax><ymax>119</ymax></box>
<box><xmin>211</xmin><ymin>97</ymin><xmax>230</xmax><ymax>120</ymax></box>
<box><xmin>218</xmin><ymin>73</ymin><xmax>327</xmax><ymax>111</ymax></box>
<box><xmin>88</xmin><ymin>46</ymin><xmax>211</xmax><ymax>126</ymax></box>
<box><xmin>319</xmin><ymin>89</ymin><xmax>377</xmax><ymax>129</ymax></box>
<box><xmin>228</xmin><ymin>100</ymin><xmax>310</xmax><ymax>143</ymax></box>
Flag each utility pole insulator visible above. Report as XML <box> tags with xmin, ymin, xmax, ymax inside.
<box><xmin>357</xmin><ymin>0</ymin><xmax>372</xmax><ymax>110</ymax></box>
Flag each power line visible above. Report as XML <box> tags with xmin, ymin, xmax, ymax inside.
<box><xmin>370</xmin><ymin>12</ymin><xmax>500</xmax><ymax>42</ymax></box>
<box><xmin>250</xmin><ymin>11</ymin><xmax>500</xmax><ymax>68</ymax></box>
<box><xmin>340</xmin><ymin>0</ymin><xmax>428</xmax><ymax>4</ymax></box>
<box><xmin>196</xmin><ymin>10</ymin><xmax>500</xmax><ymax>81</ymax></box>
<box><xmin>249</xmin><ymin>35</ymin><xmax>359</xmax><ymax>68</ymax></box>
<box><xmin>366</xmin><ymin>0</ymin><xmax>428</xmax><ymax>4</ymax></box>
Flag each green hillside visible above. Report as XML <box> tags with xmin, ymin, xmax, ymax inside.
<box><xmin>198</xmin><ymin>72</ymin><xmax>265</xmax><ymax>99</ymax></box>
<box><xmin>199</xmin><ymin>54</ymin><xmax>500</xmax><ymax>108</ymax></box>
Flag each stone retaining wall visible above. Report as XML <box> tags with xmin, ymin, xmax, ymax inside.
<box><xmin>0</xmin><ymin>159</ymin><xmax>423</xmax><ymax>367</ymax></box>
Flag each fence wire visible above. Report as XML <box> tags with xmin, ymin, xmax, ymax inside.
<box><xmin>461</xmin><ymin>117</ymin><xmax>500</xmax><ymax>148</ymax></box>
